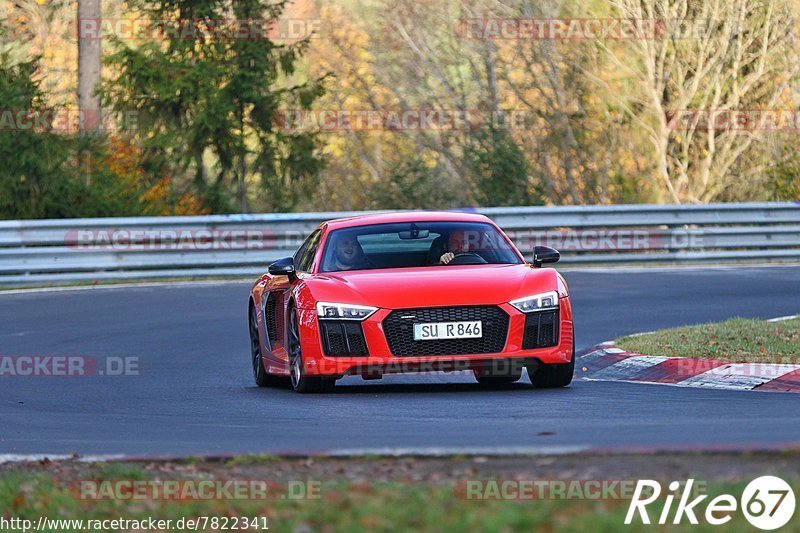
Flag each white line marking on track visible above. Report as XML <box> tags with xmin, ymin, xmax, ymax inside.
<box><xmin>625</xmin><ymin>331</ymin><xmax>657</xmax><ymax>338</ymax></box>
<box><xmin>326</xmin><ymin>446</ymin><xmax>592</xmax><ymax>457</ymax></box>
<box><xmin>0</xmin><ymin>454</ymin><xmax>126</xmax><ymax>464</ymax></box>
<box><xmin>0</xmin><ymin>279</ymin><xmax>248</xmax><ymax>296</ymax></box>
<box><xmin>559</xmin><ymin>264</ymin><xmax>800</xmax><ymax>273</ymax></box>
<box><xmin>767</xmin><ymin>314</ymin><xmax>798</xmax><ymax>322</ymax></box>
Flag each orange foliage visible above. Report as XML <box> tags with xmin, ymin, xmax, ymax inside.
<box><xmin>100</xmin><ymin>136</ymin><xmax>210</xmax><ymax>216</ymax></box>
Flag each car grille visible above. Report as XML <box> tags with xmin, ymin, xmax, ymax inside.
<box><xmin>319</xmin><ymin>320</ymin><xmax>368</xmax><ymax>356</ymax></box>
<box><xmin>383</xmin><ymin>306</ymin><xmax>509</xmax><ymax>356</ymax></box>
<box><xmin>522</xmin><ymin>310</ymin><xmax>559</xmax><ymax>349</ymax></box>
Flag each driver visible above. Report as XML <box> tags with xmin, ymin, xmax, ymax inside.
<box><xmin>331</xmin><ymin>234</ymin><xmax>372</xmax><ymax>271</ymax></box>
<box><xmin>438</xmin><ymin>229</ymin><xmax>474</xmax><ymax>265</ymax></box>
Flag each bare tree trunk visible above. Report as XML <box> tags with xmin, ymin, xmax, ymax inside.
<box><xmin>238</xmin><ymin>156</ymin><xmax>249</xmax><ymax>213</ymax></box>
<box><xmin>78</xmin><ymin>0</ymin><xmax>102</xmax><ymax>185</ymax></box>
<box><xmin>78</xmin><ymin>0</ymin><xmax>102</xmax><ymax>129</ymax></box>
<box><xmin>238</xmin><ymin>101</ymin><xmax>249</xmax><ymax>214</ymax></box>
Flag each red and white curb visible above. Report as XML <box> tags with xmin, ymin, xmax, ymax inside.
<box><xmin>578</xmin><ymin>342</ymin><xmax>800</xmax><ymax>392</ymax></box>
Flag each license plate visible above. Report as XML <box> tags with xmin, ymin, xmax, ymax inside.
<box><xmin>413</xmin><ymin>321</ymin><xmax>482</xmax><ymax>341</ymax></box>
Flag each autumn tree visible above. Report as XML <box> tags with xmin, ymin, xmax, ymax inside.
<box><xmin>604</xmin><ymin>0</ymin><xmax>799</xmax><ymax>203</ymax></box>
<box><xmin>309</xmin><ymin>0</ymin><xmax>648</xmax><ymax>208</ymax></box>
<box><xmin>101</xmin><ymin>0</ymin><xmax>325</xmax><ymax>213</ymax></box>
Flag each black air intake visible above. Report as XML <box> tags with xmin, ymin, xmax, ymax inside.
<box><xmin>522</xmin><ymin>310</ymin><xmax>559</xmax><ymax>349</ymax></box>
<box><xmin>319</xmin><ymin>320</ymin><xmax>368</xmax><ymax>356</ymax></box>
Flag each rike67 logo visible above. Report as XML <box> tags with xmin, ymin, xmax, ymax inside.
<box><xmin>626</xmin><ymin>476</ymin><xmax>795</xmax><ymax>530</ymax></box>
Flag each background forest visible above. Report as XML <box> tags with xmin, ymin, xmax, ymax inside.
<box><xmin>1</xmin><ymin>0</ymin><xmax>798</xmax><ymax>219</ymax></box>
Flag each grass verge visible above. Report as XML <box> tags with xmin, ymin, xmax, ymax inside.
<box><xmin>0</xmin><ymin>471</ymin><xmax>794</xmax><ymax>532</ymax></box>
<box><xmin>617</xmin><ymin>316</ymin><xmax>800</xmax><ymax>363</ymax></box>
<box><xmin>1</xmin><ymin>455</ymin><xmax>800</xmax><ymax>531</ymax></box>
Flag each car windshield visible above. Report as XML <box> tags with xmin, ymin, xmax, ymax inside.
<box><xmin>320</xmin><ymin>221</ymin><xmax>522</xmax><ymax>272</ymax></box>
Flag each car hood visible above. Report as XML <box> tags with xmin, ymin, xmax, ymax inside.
<box><xmin>303</xmin><ymin>264</ymin><xmax>566</xmax><ymax>309</ymax></box>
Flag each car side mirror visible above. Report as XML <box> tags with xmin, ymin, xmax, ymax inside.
<box><xmin>268</xmin><ymin>257</ymin><xmax>298</xmax><ymax>282</ymax></box>
<box><xmin>532</xmin><ymin>246</ymin><xmax>560</xmax><ymax>268</ymax></box>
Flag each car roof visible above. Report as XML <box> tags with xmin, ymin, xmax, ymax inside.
<box><xmin>324</xmin><ymin>210</ymin><xmax>494</xmax><ymax>230</ymax></box>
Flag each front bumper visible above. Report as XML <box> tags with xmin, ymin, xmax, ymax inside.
<box><xmin>297</xmin><ymin>299</ymin><xmax>574</xmax><ymax>377</ymax></box>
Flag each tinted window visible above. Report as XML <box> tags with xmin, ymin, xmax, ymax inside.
<box><xmin>293</xmin><ymin>229</ymin><xmax>320</xmax><ymax>271</ymax></box>
<box><xmin>320</xmin><ymin>222</ymin><xmax>521</xmax><ymax>272</ymax></box>
<box><xmin>292</xmin><ymin>233</ymin><xmax>312</xmax><ymax>265</ymax></box>
<box><xmin>297</xmin><ymin>230</ymin><xmax>321</xmax><ymax>272</ymax></box>
<box><xmin>358</xmin><ymin>231</ymin><xmax>439</xmax><ymax>254</ymax></box>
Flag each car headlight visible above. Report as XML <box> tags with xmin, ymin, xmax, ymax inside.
<box><xmin>509</xmin><ymin>291</ymin><xmax>559</xmax><ymax>313</ymax></box>
<box><xmin>316</xmin><ymin>302</ymin><xmax>378</xmax><ymax>320</ymax></box>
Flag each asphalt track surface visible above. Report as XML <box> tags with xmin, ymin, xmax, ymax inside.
<box><xmin>1</xmin><ymin>266</ymin><xmax>799</xmax><ymax>457</ymax></box>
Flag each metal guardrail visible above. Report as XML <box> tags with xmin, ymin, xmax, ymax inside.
<box><xmin>0</xmin><ymin>202</ymin><xmax>798</xmax><ymax>286</ymax></box>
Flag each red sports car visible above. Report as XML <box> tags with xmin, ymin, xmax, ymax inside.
<box><xmin>247</xmin><ymin>211</ymin><xmax>574</xmax><ymax>392</ymax></box>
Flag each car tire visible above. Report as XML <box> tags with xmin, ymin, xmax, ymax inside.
<box><xmin>250</xmin><ymin>306</ymin><xmax>284</xmax><ymax>387</ymax></box>
<box><xmin>529</xmin><ymin>345</ymin><xmax>575</xmax><ymax>388</ymax></box>
<box><xmin>288</xmin><ymin>306</ymin><xmax>336</xmax><ymax>393</ymax></box>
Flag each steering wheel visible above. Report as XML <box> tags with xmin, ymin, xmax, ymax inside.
<box><xmin>447</xmin><ymin>252</ymin><xmax>487</xmax><ymax>265</ymax></box>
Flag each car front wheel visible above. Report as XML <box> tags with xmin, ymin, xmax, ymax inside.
<box><xmin>529</xmin><ymin>345</ymin><xmax>575</xmax><ymax>388</ymax></box>
<box><xmin>250</xmin><ymin>306</ymin><xmax>283</xmax><ymax>387</ymax></box>
<box><xmin>288</xmin><ymin>307</ymin><xmax>335</xmax><ymax>393</ymax></box>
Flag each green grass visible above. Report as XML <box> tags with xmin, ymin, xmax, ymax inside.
<box><xmin>617</xmin><ymin>317</ymin><xmax>800</xmax><ymax>363</ymax></box>
<box><xmin>1</xmin><ymin>467</ymin><xmax>798</xmax><ymax>532</ymax></box>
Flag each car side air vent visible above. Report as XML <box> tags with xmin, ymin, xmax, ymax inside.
<box><xmin>264</xmin><ymin>295</ymin><xmax>279</xmax><ymax>345</ymax></box>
